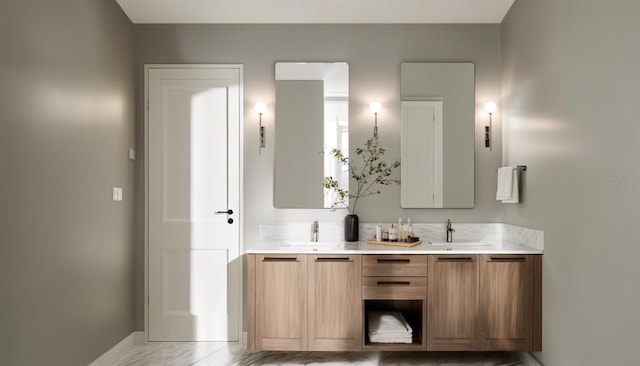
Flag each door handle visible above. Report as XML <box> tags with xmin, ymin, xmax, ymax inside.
<box><xmin>436</xmin><ymin>257</ymin><xmax>473</xmax><ymax>262</ymax></box>
<box><xmin>377</xmin><ymin>258</ymin><xmax>411</xmax><ymax>263</ymax></box>
<box><xmin>215</xmin><ymin>209</ymin><xmax>234</xmax><ymax>215</ymax></box>
<box><xmin>377</xmin><ymin>281</ymin><xmax>412</xmax><ymax>286</ymax></box>
<box><xmin>263</xmin><ymin>257</ymin><xmax>299</xmax><ymax>262</ymax></box>
<box><xmin>316</xmin><ymin>257</ymin><xmax>352</xmax><ymax>262</ymax></box>
<box><xmin>489</xmin><ymin>256</ymin><xmax>526</xmax><ymax>262</ymax></box>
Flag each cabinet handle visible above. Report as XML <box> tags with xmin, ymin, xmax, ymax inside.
<box><xmin>316</xmin><ymin>257</ymin><xmax>352</xmax><ymax>262</ymax></box>
<box><xmin>377</xmin><ymin>281</ymin><xmax>412</xmax><ymax>286</ymax></box>
<box><xmin>377</xmin><ymin>258</ymin><xmax>411</xmax><ymax>263</ymax></box>
<box><xmin>489</xmin><ymin>256</ymin><xmax>526</xmax><ymax>262</ymax></box>
<box><xmin>262</xmin><ymin>257</ymin><xmax>298</xmax><ymax>262</ymax></box>
<box><xmin>436</xmin><ymin>257</ymin><xmax>473</xmax><ymax>262</ymax></box>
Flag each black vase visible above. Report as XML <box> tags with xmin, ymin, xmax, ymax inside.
<box><xmin>344</xmin><ymin>214</ymin><xmax>359</xmax><ymax>242</ymax></box>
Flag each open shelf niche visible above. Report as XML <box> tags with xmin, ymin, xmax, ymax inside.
<box><xmin>363</xmin><ymin>299</ymin><xmax>426</xmax><ymax>351</ymax></box>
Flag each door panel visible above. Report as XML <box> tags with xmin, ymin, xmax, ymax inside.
<box><xmin>308</xmin><ymin>255</ymin><xmax>362</xmax><ymax>351</ymax></box>
<box><xmin>148</xmin><ymin>66</ymin><xmax>241</xmax><ymax>341</ymax></box>
<box><xmin>479</xmin><ymin>255</ymin><xmax>533</xmax><ymax>350</ymax></box>
<box><xmin>255</xmin><ymin>255</ymin><xmax>308</xmax><ymax>350</ymax></box>
<box><xmin>427</xmin><ymin>255</ymin><xmax>479</xmax><ymax>350</ymax></box>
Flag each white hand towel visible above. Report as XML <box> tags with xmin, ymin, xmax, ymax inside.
<box><xmin>369</xmin><ymin>334</ymin><xmax>413</xmax><ymax>344</ymax></box>
<box><xmin>368</xmin><ymin>311</ymin><xmax>413</xmax><ymax>344</ymax></box>
<box><xmin>496</xmin><ymin>166</ymin><xmax>519</xmax><ymax>203</ymax></box>
<box><xmin>368</xmin><ymin>311</ymin><xmax>412</xmax><ymax>335</ymax></box>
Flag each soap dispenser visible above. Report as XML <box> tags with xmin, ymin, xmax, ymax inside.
<box><xmin>389</xmin><ymin>224</ymin><xmax>398</xmax><ymax>242</ymax></box>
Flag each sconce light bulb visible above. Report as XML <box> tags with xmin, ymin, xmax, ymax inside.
<box><xmin>254</xmin><ymin>102</ymin><xmax>267</xmax><ymax>115</ymax></box>
<box><xmin>369</xmin><ymin>102</ymin><xmax>382</xmax><ymax>114</ymax></box>
<box><xmin>484</xmin><ymin>101</ymin><xmax>497</xmax><ymax>114</ymax></box>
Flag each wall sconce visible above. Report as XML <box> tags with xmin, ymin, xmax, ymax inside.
<box><xmin>484</xmin><ymin>101</ymin><xmax>497</xmax><ymax>151</ymax></box>
<box><xmin>370</xmin><ymin>102</ymin><xmax>382</xmax><ymax>138</ymax></box>
<box><xmin>255</xmin><ymin>102</ymin><xmax>267</xmax><ymax>153</ymax></box>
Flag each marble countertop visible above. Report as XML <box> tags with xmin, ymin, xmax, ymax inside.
<box><xmin>245</xmin><ymin>240</ymin><xmax>543</xmax><ymax>255</ymax></box>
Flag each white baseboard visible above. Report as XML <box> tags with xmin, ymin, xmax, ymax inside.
<box><xmin>89</xmin><ymin>331</ymin><xmax>143</xmax><ymax>366</ymax></box>
<box><xmin>517</xmin><ymin>352</ymin><xmax>543</xmax><ymax>366</ymax></box>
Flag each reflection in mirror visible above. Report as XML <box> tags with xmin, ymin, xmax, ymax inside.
<box><xmin>400</xmin><ymin>63</ymin><xmax>475</xmax><ymax>208</ymax></box>
<box><xmin>274</xmin><ymin>62</ymin><xmax>349</xmax><ymax>208</ymax></box>
<box><xmin>401</xmin><ymin>100</ymin><xmax>443</xmax><ymax>207</ymax></box>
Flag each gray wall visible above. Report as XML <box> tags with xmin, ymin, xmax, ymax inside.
<box><xmin>274</xmin><ymin>80</ymin><xmax>324</xmax><ymax>208</ymax></box>
<box><xmin>134</xmin><ymin>23</ymin><xmax>504</xmax><ymax>329</ymax></box>
<box><xmin>0</xmin><ymin>0</ymin><xmax>136</xmax><ymax>365</ymax></box>
<box><xmin>501</xmin><ymin>0</ymin><xmax>640</xmax><ymax>364</ymax></box>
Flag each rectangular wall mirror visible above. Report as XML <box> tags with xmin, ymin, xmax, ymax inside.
<box><xmin>274</xmin><ymin>62</ymin><xmax>349</xmax><ymax>209</ymax></box>
<box><xmin>400</xmin><ymin>63</ymin><xmax>475</xmax><ymax>208</ymax></box>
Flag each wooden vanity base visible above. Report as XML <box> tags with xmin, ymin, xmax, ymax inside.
<box><xmin>247</xmin><ymin>253</ymin><xmax>542</xmax><ymax>352</ymax></box>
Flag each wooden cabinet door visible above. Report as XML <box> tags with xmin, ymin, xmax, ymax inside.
<box><xmin>479</xmin><ymin>254</ymin><xmax>534</xmax><ymax>351</ymax></box>
<box><xmin>254</xmin><ymin>254</ymin><xmax>308</xmax><ymax>350</ymax></box>
<box><xmin>308</xmin><ymin>255</ymin><xmax>362</xmax><ymax>351</ymax></box>
<box><xmin>427</xmin><ymin>255</ymin><xmax>479</xmax><ymax>350</ymax></box>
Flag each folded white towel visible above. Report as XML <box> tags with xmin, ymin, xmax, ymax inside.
<box><xmin>368</xmin><ymin>311</ymin><xmax>413</xmax><ymax>335</ymax></box>
<box><xmin>369</xmin><ymin>332</ymin><xmax>413</xmax><ymax>339</ymax></box>
<box><xmin>369</xmin><ymin>334</ymin><xmax>413</xmax><ymax>344</ymax></box>
<box><xmin>496</xmin><ymin>166</ymin><xmax>519</xmax><ymax>203</ymax></box>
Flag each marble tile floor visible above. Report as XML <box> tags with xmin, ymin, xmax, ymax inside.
<box><xmin>113</xmin><ymin>342</ymin><xmax>523</xmax><ymax>366</ymax></box>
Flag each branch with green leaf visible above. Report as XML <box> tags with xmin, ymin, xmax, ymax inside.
<box><xmin>323</xmin><ymin>135</ymin><xmax>400</xmax><ymax>214</ymax></box>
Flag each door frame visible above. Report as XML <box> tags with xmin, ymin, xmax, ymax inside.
<box><xmin>143</xmin><ymin>64</ymin><xmax>244</xmax><ymax>342</ymax></box>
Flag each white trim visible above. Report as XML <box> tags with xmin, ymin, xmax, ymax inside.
<box><xmin>88</xmin><ymin>332</ymin><xmax>143</xmax><ymax>366</ymax></box>
<box><xmin>241</xmin><ymin>331</ymin><xmax>248</xmax><ymax>345</ymax></box>
<box><xmin>516</xmin><ymin>352</ymin><xmax>543</xmax><ymax>366</ymax></box>
<box><xmin>144</xmin><ymin>64</ymin><xmax>244</xmax><ymax>342</ymax></box>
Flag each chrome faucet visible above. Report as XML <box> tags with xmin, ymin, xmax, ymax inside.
<box><xmin>446</xmin><ymin>219</ymin><xmax>455</xmax><ymax>243</ymax></box>
<box><xmin>311</xmin><ymin>221</ymin><xmax>319</xmax><ymax>242</ymax></box>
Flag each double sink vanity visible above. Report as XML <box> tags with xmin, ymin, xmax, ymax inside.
<box><xmin>259</xmin><ymin>61</ymin><xmax>541</xmax><ymax>353</ymax></box>
<box><xmin>247</xmin><ymin>236</ymin><xmax>542</xmax><ymax>353</ymax></box>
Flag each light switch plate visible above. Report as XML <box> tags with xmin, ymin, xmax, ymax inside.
<box><xmin>129</xmin><ymin>148</ymin><xmax>136</xmax><ymax>160</ymax></box>
<box><xmin>112</xmin><ymin>187</ymin><xmax>123</xmax><ymax>201</ymax></box>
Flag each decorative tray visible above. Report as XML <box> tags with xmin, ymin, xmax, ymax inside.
<box><xmin>366</xmin><ymin>239</ymin><xmax>422</xmax><ymax>247</ymax></box>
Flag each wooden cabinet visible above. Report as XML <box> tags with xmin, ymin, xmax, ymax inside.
<box><xmin>250</xmin><ymin>254</ymin><xmax>308</xmax><ymax>350</ymax></box>
<box><xmin>248</xmin><ymin>253</ymin><xmax>362</xmax><ymax>351</ymax></box>
<box><xmin>478</xmin><ymin>254</ymin><xmax>541</xmax><ymax>351</ymax></box>
<box><xmin>308</xmin><ymin>255</ymin><xmax>362</xmax><ymax>350</ymax></box>
<box><xmin>363</xmin><ymin>254</ymin><xmax>427</xmax><ymax>277</ymax></box>
<box><xmin>363</xmin><ymin>254</ymin><xmax>427</xmax><ymax>350</ymax></box>
<box><xmin>427</xmin><ymin>255</ymin><xmax>479</xmax><ymax>351</ymax></box>
<box><xmin>249</xmin><ymin>252</ymin><xmax>542</xmax><ymax>353</ymax></box>
<box><xmin>426</xmin><ymin>254</ymin><xmax>542</xmax><ymax>352</ymax></box>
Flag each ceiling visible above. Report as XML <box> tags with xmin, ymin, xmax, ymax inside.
<box><xmin>115</xmin><ymin>0</ymin><xmax>515</xmax><ymax>24</ymax></box>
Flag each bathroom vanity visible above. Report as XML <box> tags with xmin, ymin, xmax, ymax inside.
<box><xmin>246</xmin><ymin>243</ymin><xmax>542</xmax><ymax>352</ymax></box>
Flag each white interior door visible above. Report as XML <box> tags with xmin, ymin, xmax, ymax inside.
<box><xmin>401</xmin><ymin>100</ymin><xmax>443</xmax><ymax>208</ymax></box>
<box><xmin>147</xmin><ymin>66</ymin><xmax>242</xmax><ymax>341</ymax></box>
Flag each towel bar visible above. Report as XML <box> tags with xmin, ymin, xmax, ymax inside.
<box><xmin>496</xmin><ymin>165</ymin><xmax>527</xmax><ymax>171</ymax></box>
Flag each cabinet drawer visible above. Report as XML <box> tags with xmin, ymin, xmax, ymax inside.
<box><xmin>363</xmin><ymin>276</ymin><xmax>426</xmax><ymax>299</ymax></box>
<box><xmin>363</xmin><ymin>255</ymin><xmax>427</xmax><ymax>277</ymax></box>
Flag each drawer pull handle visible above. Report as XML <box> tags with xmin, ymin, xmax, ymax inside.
<box><xmin>377</xmin><ymin>259</ymin><xmax>411</xmax><ymax>263</ymax></box>
<box><xmin>316</xmin><ymin>257</ymin><xmax>352</xmax><ymax>262</ymax></box>
<box><xmin>377</xmin><ymin>281</ymin><xmax>411</xmax><ymax>286</ymax></box>
<box><xmin>262</xmin><ymin>257</ymin><xmax>298</xmax><ymax>262</ymax></box>
<box><xmin>437</xmin><ymin>257</ymin><xmax>473</xmax><ymax>262</ymax></box>
<box><xmin>489</xmin><ymin>257</ymin><xmax>526</xmax><ymax>262</ymax></box>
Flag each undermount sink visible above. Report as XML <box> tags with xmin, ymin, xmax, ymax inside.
<box><xmin>428</xmin><ymin>241</ymin><xmax>495</xmax><ymax>248</ymax></box>
<box><xmin>427</xmin><ymin>241</ymin><xmax>497</xmax><ymax>252</ymax></box>
<box><xmin>280</xmin><ymin>241</ymin><xmax>344</xmax><ymax>252</ymax></box>
<box><xmin>283</xmin><ymin>241</ymin><xmax>341</xmax><ymax>247</ymax></box>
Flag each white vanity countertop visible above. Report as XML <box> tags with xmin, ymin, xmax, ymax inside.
<box><xmin>245</xmin><ymin>241</ymin><xmax>543</xmax><ymax>255</ymax></box>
